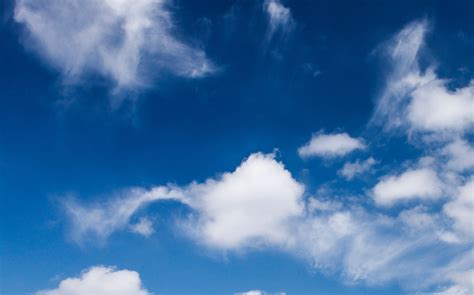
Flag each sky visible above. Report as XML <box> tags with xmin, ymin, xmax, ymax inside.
<box><xmin>0</xmin><ymin>0</ymin><xmax>473</xmax><ymax>294</ymax></box>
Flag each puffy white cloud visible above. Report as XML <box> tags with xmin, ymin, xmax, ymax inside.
<box><xmin>407</xmin><ymin>79</ymin><xmax>474</xmax><ymax>133</ymax></box>
<box><xmin>36</xmin><ymin>266</ymin><xmax>151</xmax><ymax>295</ymax></box>
<box><xmin>14</xmin><ymin>0</ymin><xmax>215</xmax><ymax>89</ymax></box>
<box><xmin>442</xmin><ymin>139</ymin><xmax>474</xmax><ymax>172</ymax></box>
<box><xmin>65</xmin><ymin>153</ymin><xmax>303</xmax><ymax>249</ymax></box>
<box><xmin>371</xmin><ymin>20</ymin><xmax>474</xmax><ymax>136</ymax></box>
<box><xmin>182</xmin><ymin>153</ymin><xmax>304</xmax><ymax>250</ymax></box>
<box><xmin>372</xmin><ymin>168</ymin><xmax>443</xmax><ymax>207</ymax></box>
<box><xmin>339</xmin><ymin>157</ymin><xmax>377</xmax><ymax>180</ymax></box>
<box><xmin>263</xmin><ymin>0</ymin><xmax>294</xmax><ymax>39</ymax></box>
<box><xmin>298</xmin><ymin>132</ymin><xmax>366</xmax><ymax>158</ymax></box>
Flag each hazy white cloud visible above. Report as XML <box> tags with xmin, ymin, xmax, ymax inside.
<box><xmin>371</xmin><ymin>20</ymin><xmax>474</xmax><ymax>136</ymax></box>
<box><xmin>372</xmin><ymin>168</ymin><xmax>443</xmax><ymax>207</ymax></box>
<box><xmin>298</xmin><ymin>132</ymin><xmax>366</xmax><ymax>158</ymax></box>
<box><xmin>431</xmin><ymin>269</ymin><xmax>474</xmax><ymax>295</ymax></box>
<box><xmin>339</xmin><ymin>157</ymin><xmax>377</xmax><ymax>180</ymax></box>
<box><xmin>443</xmin><ymin>177</ymin><xmax>474</xmax><ymax>240</ymax></box>
<box><xmin>35</xmin><ymin>266</ymin><xmax>151</xmax><ymax>295</ymax></box>
<box><xmin>14</xmin><ymin>0</ymin><xmax>215</xmax><ymax>89</ymax></box>
<box><xmin>263</xmin><ymin>0</ymin><xmax>294</xmax><ymax>40</ymax></box>
<box><xmin>130</xmin><ymin>217</ymin><xmax>154</xmax><ymax>237</ymax></box>
<box><xmin>235</xmin><ymin>291</ymin><xmax>286</xmax><ymax>295</ymax></box>
<box><xmin>63</xmin><ymin>186</ymin><xmax>186</xmax><ymax>244</ymax></box>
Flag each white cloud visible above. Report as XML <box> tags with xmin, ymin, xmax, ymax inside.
<box><xmin>442</xmin><ymin>139</ymin><xmax>474</xmax><ymax>172</ymax></box>
<box><xmin>431</xmin><ymin>269</ymin><xmax>474</xmax><ymax>295</ymax></box>
<box><xmin>130</xmin><ymin>217</ymin><xmax>154</xmax><ymax>237</ymax></box>
<box><xmin>372</xmin><ymin>168</ymin><xmax>443</xmax><ymax>207</ymax></box>
<box><xmin>235</xmin><ymin>291</ymin><xmax>286</xmax><ymax>295</ymax></box>
<box><xmin>63</xmin><ymin>186</ymin><xmax>186</xmax><ymax>244</ymax></box>
<box><xmin>407</xmin><ymin>79</ymin><xmax>474</xmax><ymax>133</ymax></box>
<box><xmin>339</xmin><ymin>157</ymin><xmax>377</xmax><ymax>180</ymax></box>
<box><xmin>371</xmin><ymin>20</ymin><xmax>474</xmax><ymax>136</ymax></box>
<box><xmin>62</xmin><ymin>152</ymin><xmax>473</xmax><ymax>293</ymax></box>
<box><xmin>64</xmin><ymin>153</ymin><xmax>303</xmax><ymax>249</ymax></box>
<box><xmin>298</xmin><ymin>132</ymin><xmax>366</xmax><ymax>158</ymax></box>
<box><xmin>182</xmin><ymin>153</ymin><xmax>304</xmax><ymax>250</ymax></box>
<box><xmin>36</xmin><ymin>266</ymin><xmax>151</xmax><ymax>295</ymax></box>
<box><xmin>14</xmin><ymin>0</ymin><xmax>215</xmax><ymax>89</ymax></box>
<box><xmin>263</xmin><ymin>0</ymin><xmax>294</xmax><ymax>40</ymax></box>
<box><xmin>443</xmin><ymin>177</ymin><xmax>474</xmax><ymax>240</ymax></box>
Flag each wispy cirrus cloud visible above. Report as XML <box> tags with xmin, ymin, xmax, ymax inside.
<box><xmin>14</xmin><ymin>0</ymin><xmax>215</xmax><ymax>90</ymax></box>
<box><xmin>263</xmin><ymin>0</ymin><xmax>294</xmax><ymax>41</ymax></box>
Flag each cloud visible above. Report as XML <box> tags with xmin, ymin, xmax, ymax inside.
<box><xmin>442</xmin><ymin>177</ymin><xmax>474</xmax><ymax>241</ymax></box>
<box><xmin>182</xmin><ymin>153</ymin><xmax>304</xmax><ymax>249</ymax></box>
<box><xmin>61</xmin><ymin>151</ymin><xmax>474</xmax><ymax>293</ymax></box>
<box><xmin>298</xmin><ymin>132</ymin><xmax>366</xmax><ymax>158</ymax></box>
<box><xmin>371</xmin><ymin>20</ymin><xmax>474</xmax><ymax>136</ymax></box>
<box><xmin>35</xmin><ymin>266</ymin><xmax>151</xmax><ymax>295</ymax></box>
<box><xmin>14</xmin><ymin>0</ymin><xmax>215</xmax><ymax>89</ymax></box>
<box><xmin>339</xmin><ymin>157</ymin><xmax>377</xmax><ymax>180</ymax></box>
<box><xmin>407</xmin><ymin>78</ymin><xmax>474</xmax><ymax>133</ymax></box>
<box><xmin>64</xmin><ymin>153</ymin><xmax>303</xmax><ymax>249</ymax></box>
<box><xmin>130</xmin><ymin>217</ymin><xmax>154</xmax><ymax>237</ymax></box>
<box><xmin>63</xmin><ymin>186</ymin><xmax>186</xmax><ymax>244</ymax></box>
<box><xmin>442</xmin><ymin>139</ymin><xmax>474</xmax><ymax>172</ymax></box>
<box><xmin>235</xmin><ymin>291</ymin><xmax>286</xmax><ymax>295</ymax></box>
<box><xmin>263</xmin><ymin>0</ymin><xmax>294</xmax><ymax>40</ymax></box>
<box><xmin>371</xmin><ymin>167</ymin><xmax>443</xmax><ymax>207</ymax></box>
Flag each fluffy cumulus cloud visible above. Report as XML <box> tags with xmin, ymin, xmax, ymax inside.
<box><xmin>372</xmin><ymin>167</ymin><xmax>443</xmax><ymax>207</ymax></box>
<box><xmin>65</xmin><ymin>153</ymin><xmax>303</xmax><ymax>249</ymax></box>
<box><xmin>371</xmin><ymin>20</ymin><xmax>474</xmax><ymax>136</ymax></box>
<box><xmin>35</xmin><ymin>266</ymin><xmax>151</xmax><ymax>295</ymax></box>
<box><xmin>339</xmin><ymin>157</ymin><xmax>377</xmax><ymax>180</ymax></box>
<box><xmin>298</xmin><ymin>132</ymin><xmax>366</xmax><ymax>158</ymax></box>
<box><xmin>14</xmin><ymin>0</ymin><xmax>215</xmax><ymax>89</ymax></box>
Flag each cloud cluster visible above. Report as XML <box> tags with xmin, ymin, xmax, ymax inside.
<box><xmin>371</xmin><ymin>20</ymin><xmax>474</xmax><ymax>137</ymax></box>
<box><xmin>61</xmin><ymin>151</ymin><xmax>473</xmax><ymax>293</ymax></box>
<box><xmin>36</xmin><ymin>266</ymin><xmax>151</xmax><ymax>295</ymax></box>
<box><xmin>14</xmin><ymin>0</ymin><xmax>215</xmax><ymax>89</ymax></box>
<box><xmin>298</xmin><ymin>132</ymin><xmax>366</xmax><ymax>159</ymax></box>
<box><xmin>53</xmin><ymin>19</ymin><xmax>473</xmax><ymax>295</ymax></box>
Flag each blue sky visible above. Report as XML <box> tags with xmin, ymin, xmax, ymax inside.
<box><xmin>1</xmin><ymin>0</ymin><xmax>473</xmax><ymax>294</ymax></box>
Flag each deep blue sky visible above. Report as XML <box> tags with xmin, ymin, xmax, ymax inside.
<box><xmin>1</xmin><ymin>0</ymin><xmax>473</xmax><ymax>294</ymax></box>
